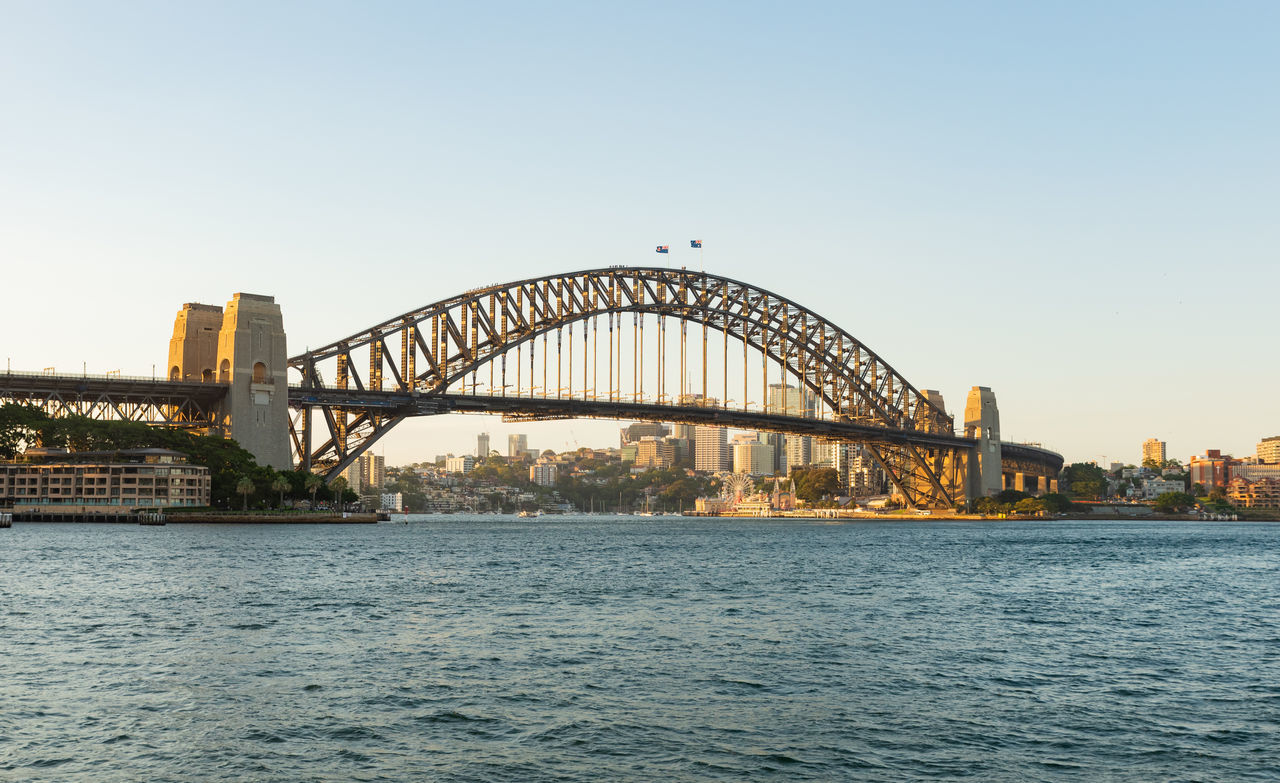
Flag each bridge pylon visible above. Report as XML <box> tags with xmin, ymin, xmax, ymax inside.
<box><xmin>167</xmin><ymin>294</ymin><xmax>292</xmax><ymax>470</ymax></box>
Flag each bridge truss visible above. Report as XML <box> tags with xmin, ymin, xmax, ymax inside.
<box><xmin>289</xmin><ymin>267</ymin><xmax>971</xmax><ymax>508</ymax></box>
<box><xmin>0</xmin><ymin>372</ymin><xmax>225</xmax><ymax>427</ymax></box>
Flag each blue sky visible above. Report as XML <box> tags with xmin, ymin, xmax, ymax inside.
<box><xmin>2</xmin><ymin>1</ymin><xmax>1277</xmax><ymax>465</ymax></box>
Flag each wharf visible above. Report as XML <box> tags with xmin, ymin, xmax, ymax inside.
<box><xmin>10</xmin><ymin>510</ymin><xmax>377</xmax><ymax>524</ymax></box>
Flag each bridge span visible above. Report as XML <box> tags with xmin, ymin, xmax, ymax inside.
<box><xmin>3</xmin><ymin>266</ymin><xmax>1063</xmax><ymax>508</ymax></box>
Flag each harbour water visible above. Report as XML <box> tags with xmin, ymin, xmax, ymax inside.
<box><xmin>2</xmin><ymin>517</ymin><xmax>1278</xmax><ymax>781</ymax></box>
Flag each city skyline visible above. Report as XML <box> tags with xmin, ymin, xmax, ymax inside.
<box><xmin>3</xmin><ymin>3</ymin><xmax>1277</xmax><ymax>467</ymax></box>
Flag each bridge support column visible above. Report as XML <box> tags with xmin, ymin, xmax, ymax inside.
<box><xmin>215</xmin><ymin>294</ymin><xmax>291</xmax><ymax>470</ymax></box>
<box><xmin>1050</xmin><ymin>478</ymin><xmax>1058</xmax><ymax>493</ymax></box>
<box><xmin>1015</xmin><ymin>472</ymin><xmax>1026</xmax><ymax>493</ymax></box>
<box><xmin>963</xmin><ymin>386</ymin><xmax>1002</xmax><ymax>503</ymax></box>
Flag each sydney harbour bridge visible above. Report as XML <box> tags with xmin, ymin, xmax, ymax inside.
<box><xmin>0</xmin><ymin>267</ymin><xmax>1061</xmax><ymax>508</ymax></box>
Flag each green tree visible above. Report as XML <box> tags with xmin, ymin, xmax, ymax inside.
<box><xmin>1062</xmin><ymin>463</ymin><xmax>1109</xmax><ymax>500</ymax></box>
<box><xmin>236</xmin><ymin>475</ymin><xmax>255</xmax><ymax>511</ymax></box>
<box><xmin>330</xmin><ymin>476</ymin><xmax>348</xmax><ymax>509</ymax></box>
<box><xmin>1191</xmin><ymin>483</ymin><xmax>1207</xmax><ymax>497</ymax></box>
<box><xmin>996</xmin><ymin>489</ymin><xmax>1029</xmax><ymax>505</ymax></box>
<box><xmin>1014</xmin><ymin>497</ymin><xmax>1045</xmax><ymax>515</ymax></box>
<box><xmin>792</xmin><ymin>467</ymin><xmax>841</xmax><ymax>503</ymax></box>
<box><xmin>1039</xmin><ymin>493</ymin><xmax>1072</xmax><ymax>513</ymax></box>
<box><xmin>1153</xmin><ymin>491</ymin><xmax>1196</xmax><ymax>513</ymax></box>
<box><xmin>271</xmin><ymin>474</ymin><xmax>291</xmax><ymax>508</ymax></box>
<box><xmin>305</xmin><ymin>472</ymin><xmax>324</xmax><ymax>508</ymax></box>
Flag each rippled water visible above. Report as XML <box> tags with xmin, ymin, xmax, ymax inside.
<box><xmin>2</xmin><ymin>517</ymin><xmax>1279</xmax><ymax>781</ymax></box>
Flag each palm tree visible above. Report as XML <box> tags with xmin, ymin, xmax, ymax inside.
<box><xmin>305</xmin><ymin>472</ymin><xmax>323</xmax><ymax>509</ymax></box>
<box><xmin>235</xmin><ymin>475</ymin><xmax>255</xmax><ymax>512</ymax></box>
<box><xmin>330</xmin><ymin>476</ymin><xmax>348</xmax><ymax>511</ymax></box>
<box><xmin>270</xmin><ymin>474</ymin><xmax>291</xmax><ymax>509</ymax></box>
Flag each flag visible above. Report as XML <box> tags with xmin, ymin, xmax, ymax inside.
<box><xmin>655</xmin><ymin>245</ymin><xmax>669</xmax><ymax>253</ymax></box>
<box><xmin>690</xmin><ymin>240</ymin><xmax>702</xmax><ymax>248</ymax></box>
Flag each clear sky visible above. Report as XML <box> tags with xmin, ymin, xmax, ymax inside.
<box><xmin>2</xmin><ymin>1</ymin><xmax>1277</xmax><ymax>467</ymax></box>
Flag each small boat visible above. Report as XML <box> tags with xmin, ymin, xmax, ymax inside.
<box><xmin>517</xmin><ymin>509</ymin><xmax>541</xmax><ymax>518</ymax></box>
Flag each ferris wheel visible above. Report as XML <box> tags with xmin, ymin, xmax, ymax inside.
<box><xmin>722</xmin><ymin>473</ymin><xmax>755</xmax><ymax>502</ymax></box>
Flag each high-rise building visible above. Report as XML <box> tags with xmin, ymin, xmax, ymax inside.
<box><xmin>758</xmin><ymin>432</ymin><xmax>786</xmax><ymax>475</ymax></box>
<box><xmin>732</xmin><ymin>435</ymin><xmax>775</xmax><ymax>476</ymax></box>
<box><xmin>694</xmin><ymin>426</ymin><xmax>729</xmax><ymax>472</ymax></box>
<box><xmin>508</xmin><ymin>434</ymin><xmax>528</xmax><ymax>459</ymax></box>
<box><xmin>811</xmin><ymin>440</ymin><xmax>836</xmax><ymax>468</ymax></box>
<box><xmin>340</xmin><ymin>454</ymin><xmax>385</xmax><ymax>493</ymax></box>
<box><xmin>621</xmin><ymin>423</ymin><xmax>668</xmax><ymax>445</ymax></box>
<box><xmin>635</xmin><ymin>436</ymin><xmax>676</xmax><ymax>470</ymax></box>
<box><xmin>767</xmin><ymin>383</ymin><xmax>813</xmax><ymax>417</ymax></box>
<box><xmin>477</xmin><ymin>432</ymin><xmax>490</xmax><ymax>459</ymax></box>
<box><xmin>1257</xmin><ymin>436</ymin><xmax>1280</xmax><ymax>464</ymax></box>
<box><xmin>1142</xmin><ymin>438</ymin><xmax>1167</xmax><ymax>466</ymax></box>
<box><xmin>785</xmin><ymin>434</ymin><xmax>811</xmax><ymax>472</ymax></box>
<box><xmin>529</xmin><ymin>462</ymin><xmax>558</xmax><ymax>487</ymax></box>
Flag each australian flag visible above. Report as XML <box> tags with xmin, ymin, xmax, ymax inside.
<box><xmin>690</xmin><ymin>239</ymin><xmax>702</xmax><ymax>249</ymax></box>
<box><xmin>655</xmin><ymin>245</ymin><xmax>669</xmax><ymax>253</ymax></box>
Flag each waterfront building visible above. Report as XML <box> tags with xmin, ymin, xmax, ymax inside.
<box><xmin>477</xmin><ymin>432</ymin><xmax>490</xmax><ymax>459</ymax></box>
<box><xmin>508</xmin><ymin>434</ymin><xmax>528</xmax><ymax>459</ymax></box>
<box><xmin>1142</xmin><ymin>438</ymin><xmax>1167</xmax><ymax>465</ymax></box>
<box><xmin>1258</xmin><ymin>436</ymin><xmax>1280</xmax><ymax>464</ymax></box>
<box><xmin>379</xmin><ymin>492</ymin><xmax>405</xmax><ymax>512</ymax></box>
<box><xmin>445</xmin><ymin>455</ymin><xmax>475</xmax><ymax>474</ymax></box>
<box><xmin>0</xmin><ymin>448</ymin><xmax>210</xmax><ymax>511</ymax></box>
<box><xmin>694</xmin><ymin>426</ymin><xmax>729</xmax><ymax>472</ymax></box>
<box><xmin>1227</xmin><ymin>477</ymin><xmax>1280</xmax><ymax>509</ymax></box>
<box><xmin>529</xmin><ymin>462</ymin><xmax>558</xmax><ymax>487</ymax></box>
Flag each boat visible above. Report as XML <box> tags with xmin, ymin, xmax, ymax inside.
<box><xmin>518</xmin><ymin>509</ymin><xmax>541</xmax><ymax>518</ymax></box>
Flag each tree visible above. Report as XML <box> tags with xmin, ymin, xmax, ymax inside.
<box><xmin>330</xmin><ymin>476</ymin><xmax>348</xmax><ymax>509</ymax></box>
<box><xmin>996</xmin><ymin>489</ymin><xmax>1029</xmax><ymax>505</ymax></box>
<box><xmin>1153</xmin><ymin>492</ymin><xmax>1196</xmax><ymax>513</ymax></box>
<box><xmin>304</xmin><ymin>472</ymin><xmax>323</xmax><ymax>508</ymax></box>
<box><xmin>1014</xmin><ymin>497</ymin><xmax>1045</xmax><ymax>515</ymax></box>
<box><xmin>271</xmin><ymin>474</ymin><xmax>291</xmax><ymax>508</ymax></box>
<box><xmin>1039</xmin><ymin>493</ymin><xmax>1072</xmax><ymax>513</ymax></box>
<box><xmin>1192</xmin><ymin>483</ymin><xmax>1207</xmax><ymax>497</ymax></box>
<box><xmin>1062</xmin><ymin>463</ymin><xmax>1109</xmax><ymax>500</ymax></box>
<box><xmin>236</xmin><ymin>475</ymin><xmax>255</xmax><ymax>511</ymax></box>
<box><xmin>792</xmin><ymin>467</ymin><xmax>841</xmax><ymax>503</ymax></box>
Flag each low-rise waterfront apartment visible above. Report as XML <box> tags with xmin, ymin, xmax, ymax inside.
<box><xmin>0</xmin><ymin>448</ymin><xmax>210</xmax><ymax>512</ymax></box>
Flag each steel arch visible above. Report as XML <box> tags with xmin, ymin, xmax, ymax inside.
<box><xmin>288</xmin><ymin>267</ymin><xmax>965</xmax><ymax>507</ymax></box>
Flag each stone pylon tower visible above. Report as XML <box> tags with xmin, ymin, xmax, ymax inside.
<box><xmin>215</xmin><ymin>294</ymin><xmax>291</xmax><ymax>469</ymax></box>
<box><xmin>167</xmin><ymin>303</ymin><xmax>224</xmax><ymax>382</ymax></box>
<box><xmin>964</xmin><ymin>386</ymin><xmax>1002</xmax><ymax>499</ymax></box>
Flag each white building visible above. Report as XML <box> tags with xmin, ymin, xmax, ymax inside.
<box><xmin>695</xmin><ymin>426</ymin><xmax>729</xmax><ymax>472</ymax></box>
<box><xmin>445</xmin><ymin>455</ymin><xmax>475</xmax><ymax>474</ymax></box>
<box><xmin>1142</xmin><ymin>477</ymin><xmax>1185</xmax><ymax>499</ymax></box>
<box><xmin>380</xmin><ymin>492</ymin><xmax>405</xmax><ymax>512</ymax></box>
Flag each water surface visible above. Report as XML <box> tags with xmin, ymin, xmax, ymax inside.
<box><xmin>2</xmin><ymin>517</ymin><xmax>1278</xmax><ymax>781</ymax></box>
